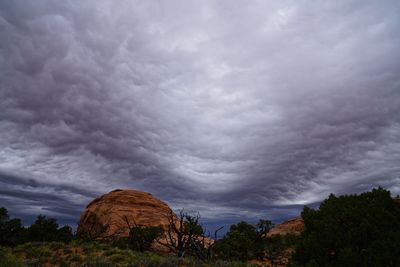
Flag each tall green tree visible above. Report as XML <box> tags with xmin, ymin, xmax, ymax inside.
<box><xmin>290</xmin><ymin>187</ymin><xmax>400</xmax><ymax>267</ymax></box>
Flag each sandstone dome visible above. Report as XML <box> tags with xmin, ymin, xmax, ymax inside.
<box><xmin>77</xmin><ymin>189</ymin><xmax>174</xmax><ymax>240</ymax></box>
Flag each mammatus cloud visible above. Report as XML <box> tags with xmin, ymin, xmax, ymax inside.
<box><xmin>1</xmin><ymin>0</ymin><xmax>400</xmax><ymax>225</ymax></box>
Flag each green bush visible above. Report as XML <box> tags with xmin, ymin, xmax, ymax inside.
<box><xmin>16</xmin><ymin>242</ymin><xmax>43</xmax><ymax>258</ymax></box>
<box><xmin>109</xmin><ymin>253</ymin><xmax>125</xmax><ymax>263</ymax></box>
<box><xmin>103</xmin><ymin>247</ymin><xmax>124</xmax><ymax>256</ymax></box>
<box><xmin>57</xmin><ymin>225</ymin><xmax>74</xmax><ymax>243</ymax></box>
<box><xmin>127</xmin><ymin>225</ymin><xmax>164</xmax><ymax>252</ymax></box>
<box><xmin>214</xmin><ymin>219</ymin><xmax>273</xmax><ymax>261</ymax></box>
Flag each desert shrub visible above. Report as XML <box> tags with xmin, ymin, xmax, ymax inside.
<box><xmin>71</xmin><ymin>253</ymin><xmax>84</xmax><ymax>262</ymax></box>
<box><xmin>128</xmin><ymin>225</ymin><xmax>164</xmax><ymax>252</ymax></box>
<box><xmin>37</xmin><ymin>245</ymin><xmax>52</xmax><ymax>258</ymax></box>
<box><xmin>81</xmin><ymin>242</ymin><xmax>97</xmax><ymax>253</ymax></box>
<box><xmin>57</xmin><ymin>225</ymin><xmax>74</xmax><ymax>243</ymax></box>
<box><xmin>0</xmin><ymin>247</ymin><xmax>24</xmax><ymax>267</ymax></box>
<box><xmin>290</xmin><ymin>187</ymin><xmax>400</xmax><ymax>267</ymax></box>
<box><xmin>59</xmin><ymin>259</ymin><xmax>70</xmax><ymax>267</ymax></box>
<box><xmin>103</xmin><ymin>247</ymin><xmax>124</xmax><ymax>256</ymax></box>
<box><xmin>62</xmin><ymin>246</ymin><xmax>73</xmax><ymax>255</ymax></box>
<box><xmin>109</xmin><ymin>253</ymin><xmax>126</xmax><ymax>263</ymax></box>
<box><xmin>83</xmin><ymin>257</ymin><xmax>113</xmax><ymax>267</ymax></box>
<box><xmin>211</xmin><ymin>260</ymin><xmax>257</xmax><ymax>267</ymax></box>
<box><xmin>283</xmin><ymin>233</ymin><xmax>301</xmax><ymax>246</ymax></box>
<box><xmin>264</xmin><ymin>234</ymin><xmax>285</xmax><ymax>265</ymax></box>
<box><xmin>16</xmin><ymin>242</ymin><xmax>43</xmax><ymax>258</ymax></box>
<box><xmin>48</xmin><ymin>241</ymin><xmax>65</xmax><ymax>250</ymax></box>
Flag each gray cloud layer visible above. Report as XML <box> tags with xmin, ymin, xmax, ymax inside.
<box><xmin>1</xmin><ymin>0</ymin><xmax>400</xmax><ymax>225</ymax></box>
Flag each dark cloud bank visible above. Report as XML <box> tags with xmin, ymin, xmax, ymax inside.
<box><xmin>1</xmin><ymin>0</ymin><xmax>400</xmax><ymax>229</ymax></box>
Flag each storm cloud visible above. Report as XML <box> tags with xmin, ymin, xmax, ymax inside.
<box><xmin>1</xmin><ymin>0</ymin><xmax>400</xmax><ymax>226</ymax></box>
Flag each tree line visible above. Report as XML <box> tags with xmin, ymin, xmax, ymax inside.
<box><xmin>0</xmin><ymin>209</ymin><xmax>73</xmax><ymax>246</ymax></box>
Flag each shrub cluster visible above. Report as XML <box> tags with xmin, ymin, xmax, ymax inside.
<box><xmin>126</xmin><ymin>225</ymin><xmax>164</xmax><ymax>252</ymax></box>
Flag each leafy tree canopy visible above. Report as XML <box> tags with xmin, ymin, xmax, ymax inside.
<box><xmin>215</xmin><ymin>219</ymin><xmax>273</xmax><ymax>261</ymax></box>
<box><xmin>290</xmin><ymin>187</ymin><xmax>400</xmax><ymax>267</ymax></box>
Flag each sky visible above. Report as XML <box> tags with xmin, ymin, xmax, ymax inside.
<box><xmin>1</xmin><ymin>0</ymin><xmax>400</xmax><ymax>229</ymax></box>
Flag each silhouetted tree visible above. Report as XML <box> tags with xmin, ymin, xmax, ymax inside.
<box><xmin>0</xmin><ymin>207</ymin><xmax>26</xmax><ymax>246</ymax></box>
<box><xmin>0</xmin><ymin>207</ymin><xmax>74</xmax><ymax>245</ymax></box>
<box><xmin>161</xmin><ymin>209</ymin><xmax>206</xmax><ymax>258</ymax></box>
<box><xmin>0</xmin><ymin>207</ymin><xmax>8</xmax><ymax>223</ymax></box>
<box><xmin>27</xmin><ymin>215</ymin><xmax>59</xmax><ymax>242</ymax></box>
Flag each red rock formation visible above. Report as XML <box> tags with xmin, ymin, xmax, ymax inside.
<box><xmin>77</xmin><ymin>189</ymin><xmax>174</xmax><ymax>241</ymax></box>
<box><xmin>267</xmin><ymin>217</ymin><xmax>305</xmax><ymax>237</ymax></box>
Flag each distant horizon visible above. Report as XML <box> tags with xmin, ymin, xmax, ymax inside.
<box><xmin>1</xmin><ymin>0</ymin><xmax>400</xmax><ymax>231</ymax></box>
<box><xmin>3</xmin><ymin>186</ymin><xmax>316</xmax><ymax>235</ymax></box>
<box><xmin>1</xmin><ymin>186</ymin><xmax>393</xmax><ymax>237</ymax></box>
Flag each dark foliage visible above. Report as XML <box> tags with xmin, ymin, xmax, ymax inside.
<box><xmin>0</xmin><ymin>207</ymin><xmax>73</xmax><ymax>246</ymax></box>
<box><xmin>0</xmin><ymin>207</ymin><xmax>26</xmax><ymax>246</ymax></box>
<box><xmin>214</xmin><ymin>219</ymin><xmax>273</xmax><ymax>261</ymax></box>
<box><xmin>290</xmin><ymin>187</ymin><xmax>400</xmax><ymax>267</ymax></box>
<box><xmin>128</xmin><ymin>225</ymin><xmax>164</xmax><ymax>252</ymax></box>
<box><xmin>27</xmin><ymin>215</ymin><xmax>59</xmax><ymax>242</ymax></box>
<box><xmin>57</xmin><ymin>225</ymin><xmax>74</xmax><ymax>243</ymax></box>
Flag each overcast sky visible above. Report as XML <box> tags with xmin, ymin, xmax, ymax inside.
<box><xmin>1</xmin><ymin>0</ymin><xmax>400</xmax><ymax>227</ymax></box>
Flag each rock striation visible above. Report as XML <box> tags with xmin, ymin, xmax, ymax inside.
<box><xmin>77</xmin><ymin>189</ymin><xmax>174</xmax><ymax>240</ymax></box>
